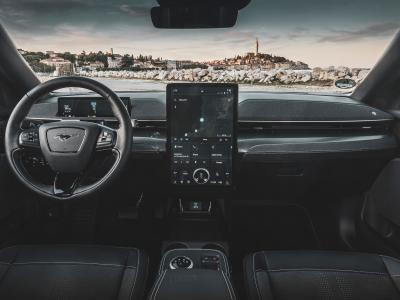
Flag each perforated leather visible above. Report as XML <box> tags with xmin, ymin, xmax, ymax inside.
<box><xmin>244</xmin><ymin>251</ymin><xmax>400</xmax><ymax>300</ymax></box>
<box><xmin>0</xmin><ymin>245</ymin><xmax>148</xmax><ymax>300</ymax></box>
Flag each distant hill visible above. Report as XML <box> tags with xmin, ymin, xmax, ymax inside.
<box><xmin>208</xmin><ymin>52</ymin><xmax>310</xmax><ymax>70</ymax></box>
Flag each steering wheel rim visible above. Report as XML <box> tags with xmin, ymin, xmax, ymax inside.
<box><xmin>5</xmin><ymin>76</ymin><xmax>132</xmax><ymax>201</ymax></box>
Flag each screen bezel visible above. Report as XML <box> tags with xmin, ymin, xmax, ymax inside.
<box><xmin>166</xmin><ymin>83</ymin><xmax>238</xmax><ymax>188</ymax></box>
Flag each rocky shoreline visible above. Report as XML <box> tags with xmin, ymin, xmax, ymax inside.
<box><xmin>74</xmin><ymin>66</ymin><xmax>369</xmax><ymax>86</ymax></box>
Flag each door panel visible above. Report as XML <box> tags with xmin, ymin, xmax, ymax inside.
<box><xmin>364</xmin><ymin>158</ymin><xmax>400</xmax><ymax>250</ymax></box>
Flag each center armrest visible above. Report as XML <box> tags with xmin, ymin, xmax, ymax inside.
<box><xmin>148</xmin><ymin>248</ymin><xmax>236</xmax><ymax>300</ymax></box>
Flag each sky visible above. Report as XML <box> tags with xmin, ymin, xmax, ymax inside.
<box><xmin>0</xmin><ymin>0</ymin><xmax>399</xmax><ymax>68</ymax></box>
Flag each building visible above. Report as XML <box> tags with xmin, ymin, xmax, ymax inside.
<box><xmin>106</xmin><ymin>48</ymin><xmax>114</xmax><ymax>56</ymax></box>
<box><xmin>40</xmin><ymin>58</ymin><xmax>73</xmax><ymax>75</ymax></box>
<box><xmin>107</xmin><ymin>56</ymin><xmax>122</xmax><ymax>68</ymax></box>
<box><xmin>152</xmin><ymin>60</ymin><xmax>166</xmax><ymax>70</ymax></box>
<box><xmin>166</xmin><ymin>60</ymin><xmax>177</xmax><ymax>70</ymax></box>
<box><xmin>18</xmin><ymin>49</ymin><xmax>27</xmax><ymax>55</ymax></box>
<box><xmin>89</xmin><ymin>61</ymin><xmax>105</xmax><ymax>70</ymax></box>
<box><xmin>275</xmin><ymin>62</ymin><xmax>292</xmax><ymax>69</ymax></box>
<box><xmin>166</xmin><ymin>60</ymin><xmax>194</xmax><ymax>70</ymax></box>
<box><xmin>46</xmin><ymin>51</ymin><xmax>58</xmax><ymax>58</ymax></box>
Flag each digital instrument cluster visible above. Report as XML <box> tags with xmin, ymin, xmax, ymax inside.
<box><xmin>58</xmin><ymin>97</ymin><xmax>131</xmax><ymax>118</ymax></box>
<box><xmin>167</xmin><ymin>84</ymin><xmax>237</xmax><ymax>186</ymax></box>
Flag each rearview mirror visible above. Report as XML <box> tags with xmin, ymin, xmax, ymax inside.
<box><xmin>151</xmin><ymin>5</ymin><xmax>238</xmax><ymax>28</ymax></box>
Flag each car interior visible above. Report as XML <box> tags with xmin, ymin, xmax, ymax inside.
<box><xmin>1</xmin><ymin>0</ymin><xmax>400</xmax><ymax>299</ymax></box>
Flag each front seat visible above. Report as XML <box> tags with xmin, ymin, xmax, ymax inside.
<box><xmin>244</xmin><ymin>251</ymin><xmax>400</xmax><ymax>300</ymax></box>
<box><xmin>0</xmin><ymin>245</ymin><xmax>148</xmax><ymax>300</ymax></box>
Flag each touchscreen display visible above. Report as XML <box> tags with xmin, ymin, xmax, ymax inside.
<box><xmin>167</xmin><ymin>84</ymin><xmax>237</xmax><ymax>186</ymax></box>
<box><xmin>58</xmin><ymin>97</ymin><xmax>131</xmax><ymax>118</ymax></box>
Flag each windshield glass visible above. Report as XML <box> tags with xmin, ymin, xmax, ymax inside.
<box><xmin>1</xmin><ymin>0</ymin><xmax>399</xmax><ymax>94</ymax></box>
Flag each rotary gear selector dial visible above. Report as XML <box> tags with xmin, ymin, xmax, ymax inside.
<box><xmin>169</xmin><ymin>256</ymin><xmax>194</xmax><ymax>270</ymax></box>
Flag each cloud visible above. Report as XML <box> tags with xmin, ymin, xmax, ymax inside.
<box><xmin>287</xmin><ymin>27</ymin><xmax>309</xmax><ymax>40</ymax></box>
<box><xmin>0</xmin><ymin>0</ymin><xmax>152</xmax><ymax>34</ymax></box>
<box><xmin>318</xmin><ymin>22</ymin><xmax>399</xmax><ymax>43</ymax></box>
<box><xmin>119</xmin><ymin>4</ymin><xmax>149</xmax><ymax>17</ymax></box>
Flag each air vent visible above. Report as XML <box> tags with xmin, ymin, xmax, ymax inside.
<box><xmin>239</xmin><ymin>120</ymin><xmax>391</xmax><ymax>134</ymax></box>
<box><xmin>102</xmin><ymin>120</ymin><xmax>119</xmax><ymax>129</ymax></box>
<box><xmin>134</xmin><ymin>120</ymin><xmax>166</xmax><ymax>130</ymax></box>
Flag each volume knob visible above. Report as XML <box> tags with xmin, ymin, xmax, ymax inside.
<box><xmin>193</xmin><ymin>168</ymin><xmax>210</xmax><ymax>184</ymax></box>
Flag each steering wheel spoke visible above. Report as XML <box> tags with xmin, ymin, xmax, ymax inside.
<box><xmin>96</xmin><ymin>126</ymin><xmax>116</xmax><ymax>150</ymax></box>
<box><xmin>53</xmin><ymin>172</ymin><xmax>82</xmax><ymax>197</ymax></box>
<box><xmin>18</xmin><ymin>127</ymin><xmax>40</xmax><ymax>149</ymax></box>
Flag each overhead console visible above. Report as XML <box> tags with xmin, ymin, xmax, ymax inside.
<box><xmin>167</xmin><ymin>83</ymin><xmax>238</xmax><ymax>186</ymax></box>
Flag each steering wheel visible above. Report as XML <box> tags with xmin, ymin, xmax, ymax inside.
<box><xmin>5</xmin><ymin>77</ymin><xmax>132</xmax><ymax>200</ymax></box>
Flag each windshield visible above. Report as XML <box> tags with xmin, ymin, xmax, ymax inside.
<box><xmin>1</xmin><ymin>0</ymin><xmax>399</xmax><ymax>94</ymax></box>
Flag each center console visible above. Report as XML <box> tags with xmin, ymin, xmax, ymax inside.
<box><xmin>148</xmin><ymin>248</ymin><xmax>236</xmax><ymax>300</ymax></box>
<box><xmin>150</xmin><ymin>84</ymin><xmax>238</xmax><ymax>300</ymax></box>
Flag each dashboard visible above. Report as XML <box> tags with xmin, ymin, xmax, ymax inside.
<box><xmin>27</xmin><ymin>89</ymin><xmax>397</xmax><ymax>158</ymax></box>
<box><xmin>23</xmin><ymin>86</ymin><xmax>398</xmax><ymax>196</ymax></box>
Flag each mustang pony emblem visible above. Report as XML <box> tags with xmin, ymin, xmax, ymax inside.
<box><xmin>53</xmin><ymin>133</ymin><xmax>78</xmax><ymax>142</ymax></box>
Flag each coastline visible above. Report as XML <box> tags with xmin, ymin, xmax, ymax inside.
<box><xmin>37</xmin><ymin>69</ymin><xmax>361</xmax><ymax>94</ymax></box>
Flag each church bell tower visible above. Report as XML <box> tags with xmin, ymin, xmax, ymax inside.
<box><xmin>255</xmin><ymin>38</ymin><xmax>259</xmax><ymax>56</ymax></box>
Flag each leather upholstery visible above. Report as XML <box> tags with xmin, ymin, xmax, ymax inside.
<box><xmin>0</xmin><ymin>245</ymin><xmax>148</xmax><ymax>300</ymax></box>
<box><xmin>244</xmin><ymin>251</ymin><xmax>400</xmax><ymax>300</ymax></box>
<box><xmin>148</xmin><ymin>269</ymin><xmax>236</xmax><ymax>300</ymax></box>
<box><xmin>148</xmin><ymin>248</ymin><xmax>236</xmax><ymax>300</ymax></box>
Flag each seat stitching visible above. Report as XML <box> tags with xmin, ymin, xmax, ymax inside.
<box><xmin>0</xmin><ymin>248</ymin><xmax>18</xmax><ymax>288</ymax></box>
<box><xmin>263</xmin><ymin>252</ymin><xmax>270</xmax><ymax>270</ymax></box>
<box><xmin>268</xmin><ymin>268</ymin><xmax>387</xmax><ymax>275</ymax></box>
<box><xmin>12</xmin><ymin>245</ymin><xmax>141</xmax><ymax>252</ymax></box>
<box><xmin>115</xmin><ymin>251</ymin><xmax>130</xmax><ymax>300</ymax></box>
<box><xmin>128</xmin><ymin>248</ymin><xmax>140</xmax><ymax>300</ymax></box>
<box><xmin>3</xmin><ymin>261</ymin><xmax>136</xmax><ymax>268</ymax></box>
<box><xmin>149</xmin><ymin>270</ymin><xmax>167</xmax><ymax>300</ymax></box>
<box><xmin>253</xmin><ymin>253</ymin><xmax>262</xmax><ymax>300</ymax></box>
<box><xmin>27</xmin><ymin>245</ymin><xmax>140</xmax><ymax>251</ymax></box>
<box><xmin>263</xmin><ymin>251</ymin><xmax>276</xmax><ymax>300</ymax></box>
<box><xmin>151</xmin><ymin>270</ymin><xmax>167</xmax><ymax>300</ymax></box>
<box><xmin>221</xmin><ymin>270</ymin><xmax>236</xmax><ymax>300</ymax></box>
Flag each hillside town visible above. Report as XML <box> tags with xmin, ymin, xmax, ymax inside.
<box><xmin>18</xmin><ymin>39</ymin><xmax>369</xmax><ymax>86</ymax></box>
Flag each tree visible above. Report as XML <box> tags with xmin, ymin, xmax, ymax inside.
<box><xmin>61</xmin><ymin>52</ymin><xmax>76</xmax><ymax>63</ymax></box>
<box><xmin>120</xmin><ymin>54</ymin><xmax>134</xmax><ymax>69</ymax></box>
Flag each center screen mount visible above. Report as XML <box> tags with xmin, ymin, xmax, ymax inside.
<box><xmin>167</xmin><ymin>83</ymin><xmax>238</xmax><ymax>187</ymax></box>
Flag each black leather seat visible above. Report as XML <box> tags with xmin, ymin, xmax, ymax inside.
<box><xmin>0</xmin><ymin>245</ymin><xmax>148</xmax><ymax>300</ymax></box>
<box><xmin>244</xmin><ymin>251</ymin><xmax>400</xmax><ymax>300</ymax></box>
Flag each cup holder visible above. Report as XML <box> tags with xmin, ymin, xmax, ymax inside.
<box><xmin>202</xmin><ymin>243</ymin><xmax>227</xmax><ymax>255</ymax></box>
<box><xmin>163</xmin><ymin>242</ymin><xmax>189</xmax><ymax>253</ymax></box>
